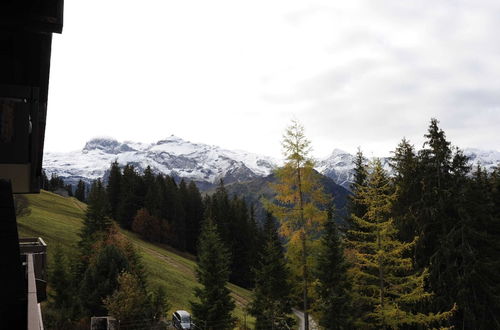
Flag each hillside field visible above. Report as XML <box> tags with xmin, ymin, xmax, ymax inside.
<box><xmin>16</xmin><ymin>190</ymin><xmax>255</xmax><ymax>328</ymax></box>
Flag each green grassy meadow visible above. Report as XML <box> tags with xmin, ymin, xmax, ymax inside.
<box><xmin>17</xmin><ymin>190</ymin><xmax>255</xmax><ymax>328</ymax></box>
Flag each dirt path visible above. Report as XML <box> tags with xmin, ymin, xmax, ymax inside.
<box><xmin>70</xmin><ymin>198</ymin><xmax>86</xmax><ymax>212</ymax></box>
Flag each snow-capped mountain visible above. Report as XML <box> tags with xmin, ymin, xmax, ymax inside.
<box><xmin>43</xmin><ymin>136</ymin><xmax>500</xmax><ymax>191</ymax></box>
<box><xmin>316</xmin><ymin>149</ymin><xmax>356</xmax><ymax>189</ymax></box>
<box><xmin>43</xmin><ymin>136</ymin><xmax>277</xmax><ymax>189</ymax></box>
<box><xmin>316</xmin><ymin>149</ymin><xmax>393</xmax><ymax>190</ymax></box>
<box><xmin>316</xmin><ymin>148</ymin><xmax>500</xmax><ymax>190</ymax></box>
<box><xmin>463</xmin><ymin>148</ymin><xmax>500</xmax><ymax>172</ymax></box>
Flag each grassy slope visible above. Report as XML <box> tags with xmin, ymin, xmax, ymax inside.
<box><xmin>17</xmin><ymin>190</ymin><xmax>254</xmax><ymax>327</ymax></box>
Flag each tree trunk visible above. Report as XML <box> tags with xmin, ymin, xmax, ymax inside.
<box><xmin>297</xmin><ymin>164</ymin><xmax>309</xmax><ymax>330</ymax></box>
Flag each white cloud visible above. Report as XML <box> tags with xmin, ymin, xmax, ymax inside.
<box><xmin>45</xmin><ymin>0</ymin><xmax>500</xmax><ymax>160</ymax></box>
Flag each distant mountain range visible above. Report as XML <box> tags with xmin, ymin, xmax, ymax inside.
<box><xmin>43</xmin><ymin>136</ymin><xmax>500</xmax><ymax>192</ymax></box>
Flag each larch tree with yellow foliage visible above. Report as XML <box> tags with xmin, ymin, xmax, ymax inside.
<box><xmin>347</xmin><ymin>159</ymin><xmax>455</xmax><ymax>329</ymax></box>
<box><xmin>267</xmin><ymin>120</ymin><xmax>330</xmax><ymax>330</ymax></box>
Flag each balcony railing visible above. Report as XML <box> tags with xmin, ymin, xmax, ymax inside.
<box><xmin>20</xmin><ymin>237</ymin><xmax>47</xmax><ymax>330</ymax></box>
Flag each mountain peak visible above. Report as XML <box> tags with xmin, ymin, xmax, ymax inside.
<box><xmin>156</xmin><ymin>135</ymin><xmax>187</xmax><ymax>145</ymax></box>
<box><xmin>83</xmin><ymin>137</ymin><xmax>135</xmax><ymax>154</ymax></box>
<box><xmin>327</xmin><ymin>148</ymin><xmax>350</xmax><ymax>157</ymax></box>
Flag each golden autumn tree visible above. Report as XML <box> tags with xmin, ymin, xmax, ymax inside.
<box><xmin>267</xmin><ymin>120</ymin><xmax>330</xmax><ymax>330</ymax></box>
<box><xmin>347</xmin><ymin>159</ymin><xmax>455</xmax><ymax>329</ymax></box>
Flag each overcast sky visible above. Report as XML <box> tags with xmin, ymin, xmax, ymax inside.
<box><xmin>45</xmin><ymin>0</ymin><xmax>500</xmax><ymax>159</ymax></box>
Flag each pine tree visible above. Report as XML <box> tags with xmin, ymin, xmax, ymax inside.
<box><xmin>415</xmin><ymin>118</ymin><xmax>454</xmax><ymax>269</ymax></box>
<box><xmin>147</xmin><ymin>285</ymin><xmax>171</xmax><ymax>324</ymax></box>
<box><xmin>144</xmin><ymin>170</ymin><xmax>161</xmax><ymax>217</ymax></box>
<box><xmin>79</xmin><ymin>179</ymin><xmax>111</xmax><ymax>260</ymax></box>
<box><xmin>267</xmin><ymin>120</ymin><xmax>330</xmax><ymax>330</ymax></box>
<box><xmin>78</xmin><ymin>225</ymin><xmax>148</xmax><ymax>318</ymax></box>
<box><xmin>117</xmin><ymin>164</ymin><xmax>142</xmax><ymax>229</ymax></box>
<box><xmin>191</xmin><ymin>219</ymin><xmax>236</xmax><ymax>330</ymax></box>
<box><xmin>49</xmin><ymin>173</ymin><xmax>65</xmax><ymax>191</ymax></box>
<box><xmin>205</xmin><ymin>180</ymin><xmax>232</xmax><ymax>244</ymax></box>
<box><xmin>107</xmin><ymin>161</ymin><xmax>122</xmax><ymax>220</ymax></box>
<box><xmin>65</xmin><ymin>184</ymin><xmax>73</xmax><ymax>197</ymax></box>
<box><xmin>75</xmin><ymin>179</ymin><xmax>86</xmax><ymax>202</ymax></box>
<box><xmin>348</xmin><ymin>159</ymin><xmax>453</xmax><ymax>329</ymax></box>
<box><xmin>41</xmin><ymin>169</ymin><xmax>50</xmax><ymax>190</ymax></box>
<box><xmin>228</xmin><ymin>195</ymin><xmax>254</xmax><ymax>288</ymax></box>
<box><xmin>49</xmin><ymin>245</ymin><xmax>72</xmax><ymax>309</ymax></box>
<box><xmin>79</xmin><ymin>244</ymin><xmax>130</xmax><ymax>316</ymax></box>
<box><xmin>184</xmin><ymin>181</ymin><xmax>204</xmax><ymax>255</ymax></box>
<box><xmin>390</xmin><ymin>139</ymin><xmax>420</xmax><ymax>243</ymax></box>
<box><xmin>44</xmin><ymin>245</ymin><xmax>79</xmax><ymax>328</ymax></box>
<box><xmin>249</xmin><ymin>212</ymin><xmax>295</xmax><ymax>330</ymax></box>
<box><xmin>314</xmin><ymin>208</ymin><xmax>353</xmax><ymax>329</ymax></box>
<box><xmin>347</xmin><ymin>148</ymin><xmax>368</xmax><ymax>222</ymax></box>
<box><xmin>168</xmin><ymin>176</ymin><xmax>187</xmax><ymax>250</ymax></box>
<box><xmin>431</xmin><ymin>165</ymin><xmax>500</xmax><ymax>328</ymax></box>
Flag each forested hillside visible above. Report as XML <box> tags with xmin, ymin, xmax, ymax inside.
<box><xmin>16</xmin><ymin>190</ymin><xmax>254</xmax><ymax>329</ymax></box>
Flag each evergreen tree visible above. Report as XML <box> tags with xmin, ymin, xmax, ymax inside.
<box><xmin>79</xmin><ymin>179</ymin><xmax>111</xmax><ymax>261</ymax></box>
<box><xmin>79</xmin><ymin>225</ymin><xmax>148</xmax><ymax>318</ymax></box>
<box><xmin>107</xmin><ymin>161</ymin><xmax>122</xmax><ymax>220</ymax></box>
<box><xmin>347</xmin><ymin>148</ymin><xmax>368</xmax><ymax>222</ymax></box>
<box><xmin>117</xmin><ymin>164</ymin><xmax>142</xmax><ymax>229</ymax></box>
<box><xmin>144</xmin><ymin>169</ymin><xmax>161</xmax><ymax>217</ymax></box>
<box><xmin>65</xmin><ymin>184</ymin><xmax>73</xmax><ymax>197</ymax></box>
<box><xmin>75</xmin><ymin>179</ymin><xmax>86</xmax><ymax>202</ymax></box>
<box><xmin>41</xmin><ymin>169</ymin><xmax>50</xmax><ymax>190</ymax></box>
<box><xmin>49</xmin><ymin>245</ymin><xmax>72</xmax><ymax>310</ymax></box>
<box><xmin>228</xmin><ymin>195</ymin><xmax>254</xmax><ymax>288</ymax></box>
<box><xmin>191</xmin><ymin>219</ymin><xmax>236</xmax><ymax>330</ymax></box>
<box><xmin>166</xmin><ymin>176</ymin><xmax>186</xmax><ymax>250</ymax></box>
<box><xmin>348</xmin><ymin>159</ymin><xmax>453</xmax><ymax>328</ymax></box>
<box><xmin>205</xmin><ymin>180</ymin><xmax>232</xmax><ymax>244</ymax></box>
<box><xmin>415</xmin><ymin>118</ymin><xmax>454</xmax><ymax>269</ymax></box>
<box><xmin>184</xmin><ymin>181</ymin><xmax>204</xmax><ymax>255</ymax></box>
<box><xmin>79</xmin><ymin>244</ymin><xmax>130</xmax><ymax>316</ymax></box>
<box><xmin>390</xmin><ymin>139</ymin><xmax>420</xmax><ymax>243</ymax></box>
<box><xmin>432</xmin><ymin>165</ymin><xmax>500</xmax><ymax>328</ymax></box>
<box><xmin>249</xmin><ymin>212</ymin><xmax>295</xmax><ymax>330</ymax></box>
<box><xmin>49</xmin><ymin>172</ymin><xmax>65</xmax><ymax>191</ymax></box>
<box><xmin>267</xmin><ymin>120</ymin><xmax>330</xmax><ymax>330</ymax></box>
<box><xmin>44</xmin><ymin>245</ymin><xmax>80</xmax><ymax>328</ymax></box>
<box><xmin>314</xmin><ymin>208</ymin><xmax>353</xmax><ymax>329</ymax></box>
<box><xmin>147</xmin><ymin>285</ymin><xmax>171</xmax><ymax>324</ymax></box>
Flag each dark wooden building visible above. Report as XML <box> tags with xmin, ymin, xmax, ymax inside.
<box><xmin>0</xmin><ymin>0</ymin><xmax>63</xmax><ymax>328</ymax></box>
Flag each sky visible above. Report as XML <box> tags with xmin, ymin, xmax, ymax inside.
<box><xmin>45</xmin><ymin>0</ymin><xmax>500</xmax><ymax>159</ymax></box>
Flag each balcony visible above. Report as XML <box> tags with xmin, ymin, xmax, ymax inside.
<box><xmin>20</xmin><ymin>237</ymin><xmax>47</xmax><ymax>330</ymax></box>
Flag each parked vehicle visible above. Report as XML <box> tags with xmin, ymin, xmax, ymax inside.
<box><xmin>172</xmin><ymin>310</ymin><xmax>191</xmax><ymax>330</ymax></box>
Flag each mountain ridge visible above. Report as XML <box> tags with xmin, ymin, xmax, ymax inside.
<box><xmin>43</xmin><ymin>136</ymin><xmax>500</xmax><ymax>191</ymax></box>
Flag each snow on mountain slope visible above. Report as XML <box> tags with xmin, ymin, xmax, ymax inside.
<box><xmin>43</xmin><ymin>136</ymin><xmax>278</xmax><ymax>188</ymax></box>
<box><xmin>43</xmin><ymin>136</ymin><xmax>499</xmax><ymax>191</ymax></box>
<box><xmin>464</xmin><ymin>148</ymin><xmax>500</xmax><ymax>172</ymax></box>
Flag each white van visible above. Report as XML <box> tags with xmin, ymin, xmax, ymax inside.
<box><xmin>172</xmin><ymin>310</ymin><xmax>192</xmax><ymax>330</ymax></box>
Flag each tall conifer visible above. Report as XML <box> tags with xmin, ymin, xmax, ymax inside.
<box><xmin>75</xmin><ymin>179</ymin><xmax>86</xmax><ymax>202</ymax></box>
<box><xmin>348</xmin><ymin>159</ymin><xmax>453</xmax><ymax>328</ymax></box>
<box><xmin>79</xmin><ymin>179</ymin><xmax>111</xmax><ymax>260</ymax></box>
<box><xmin>267</xmin><ymin>120</ymin><xmax>330</xmax><ymax>330</ymax></box>
<box><xmin>314</xmin><ymin>208</ymin><xmax>353</xmax><ymax>329</ymax></box>
<box><xmin>191</xmin><ymin>219</ymin><xmax>236</xmax><ymax>330</ymax></box>
<box><xmin>249</xmin><ymin>212</ymin><xmax>294</xmax><ymax>330</ymax></box>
